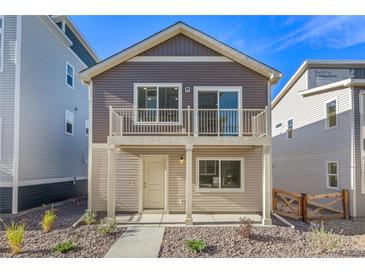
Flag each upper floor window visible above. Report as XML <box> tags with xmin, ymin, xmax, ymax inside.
<box><xmin>325</xmin><ymin>99</ymin><xmax>337</xmax><ymax>128</ymax></box>
<box><xmin>85</xmin><ymin>119</ymin><xmax>89</xmax><ymax>136</ymax></box>
<box><xmin>66</xmin><ymin>62</ymin><xmax>74</xmax><ymax>88</ymax></box>
<box><xmin>327</xmin><ymin>161</ymin><xmax>338</xmax><ymax>189</ymax></box>
<box><xmin>65</xmin><ymin>110</ymin><xmax>74</xmax><ymax>135</ymax></box>
<box><xmin>134</xmin><ymin>83</ymin><xmax>181</xmax><ymax>123</ymax></box>
<box><xmin>0</xmin><ymin>16</ymin><xmax>4</xmax><ymax>72</ymax></box>
<box><xmin>287</xmin><ymin>118</ymin><xmax>294</xmax><ymax>139</ymax></box>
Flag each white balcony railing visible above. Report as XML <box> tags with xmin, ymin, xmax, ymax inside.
<box><xmin>110</xmin><ymin>107</ymin><xmax>266</xmax><ymax>137</ymax></box>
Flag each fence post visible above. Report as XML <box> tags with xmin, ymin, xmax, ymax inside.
<box><xmin>301</xmin><ymin>193</ymin><xmax>308</xmax><ymax>223</ymax></box>
<box><xmin>342</xmin><ymin>189</ymin><xmax>350</xmax><ymax>220</ymax></box>
<box><xmin>272</xmin><ymin>189</ymin><xmax>277</xmax><ymax>212</ymax></box>
<box><xmin>120</xmin><ymin>115</ymin><xmax>123</xmax><ymax>136</ymax></box>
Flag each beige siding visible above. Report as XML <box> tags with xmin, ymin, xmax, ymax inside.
<box><xmin>91</xmin><ymin>145</ymin><xmax>262</xmax><ymax>213</ymax></box>
<box><xmin>272</xmin><ymin>71</ymin><xmax>354</xmax><ymax>213</ymax></box>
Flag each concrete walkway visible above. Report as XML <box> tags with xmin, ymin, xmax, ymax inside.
<box><xmin>104</xmin><ymin>226</ymin><xmax>165</xmax><ymax>258</ymax></box>
<box><xmin>116</xmin><ymin>213</ymin><xmax>262</xmax><ymax>226</ymax></box>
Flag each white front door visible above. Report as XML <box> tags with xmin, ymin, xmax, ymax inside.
<box><xmin>143</xmin><ymin>157</ymin><xmax>165</xmax><ymax>209</ymax></box>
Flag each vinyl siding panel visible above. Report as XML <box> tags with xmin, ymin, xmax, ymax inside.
<box><xmin>18</xmin><ymin>179</ymin><xmax>87</xmax><ymax>211</ymax></box>
<box><xmin>353</xmin><ymin>88</ymin><xmax>365</xmax><ymax>216</ymax></box>
<box><xmin>0</xmin><ymin>16</ymin><xmax>17</xmax><ymax>185</ymax></box>
<box><xmin>91</xmin><ymin>145</ymin><xmax>262</xmax><ymax>213</ymax></box>
<box><xmin>18</xmin><ymin>16</ymin><xmax>88</xmax><ymax>182</ymax></box>
<box><xmin>0</xmin><ymin>187</ymin><xmax>12</xmax><ymax>213</ymax></box>
<box><xmin>140</xmin><ymin>34</ymin><xmax>220</xmax><ymax>56</ymax></box>
<box><xmin>92</xmin><ymin>62</ymin><xmax>268</xmax><ymax>143</ymax></box>
<box><xmin>272</xmin><ymin>72</ymin><xmax>354</xmax><ymax>213</ymax></box>
<box><xmin>64</xmin><ymin>24</ymin><xmax>97</xmax><ymax>67</ymax></box>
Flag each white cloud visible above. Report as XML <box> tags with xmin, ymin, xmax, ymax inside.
<box><xmin>255</xmin><ymin>16</ymin><xmax>365</xmax><ymax>53</ymax></box>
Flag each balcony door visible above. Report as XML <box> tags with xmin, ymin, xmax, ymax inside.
<box><xmin>195</xmin><ymin>87</ymin><xmax>241</xmax><ymax>136</ymax></box>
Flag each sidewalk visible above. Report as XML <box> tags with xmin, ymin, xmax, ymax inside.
<box><xmin>104</xmin><ymin>226</ymin><xmax>165</xmax><ymax>258</ymax></box>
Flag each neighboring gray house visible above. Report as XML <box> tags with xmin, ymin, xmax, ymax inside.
<box><xmin>272</xmin><ymin>60</ymin><xmax>365</xmax><ymax>217</ymax></box>
<box><xmin>79</xmin><ymin>22</ymin><xmax>282</xmax><ymax>225</ymax></box>
<box><xmin>0</xmin><ymin>15</ymin><xmax>99</xmax><ymax>213</ymax></box>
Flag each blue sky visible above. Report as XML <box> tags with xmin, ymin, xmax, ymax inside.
<box><xmin>70</xmin><ymin>16</ymin><xmax>365</xmax><ymax>99</ymax></box>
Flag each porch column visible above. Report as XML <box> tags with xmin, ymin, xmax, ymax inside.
<box><xmin>185</xmin><ymin>144</ymin><xmax>193</xmax><ymax>225</ymax></box>
<box><xmin>107</xmin><ymin>145</ymin><xmax>116</xmax><ymax>218</ymax></box>
<box><xmin>262</xmin><ymin>144</ymin><xmax>272</xmax><ymax>225</ymax></box>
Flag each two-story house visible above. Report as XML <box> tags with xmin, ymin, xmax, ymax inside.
<box><xmin>0</xmin><ymin>15</ymin><xmax>99</xmax><ymax>214</ymax></box>
<box><xmin>80</xmin><ymin>22</ymin><xmax>282</xmax><ymax>225</ymax></box>
<box><xmin>272</xmin><ymin>60</ymin><xmax>365</xmax><ymax>218</ymax></box>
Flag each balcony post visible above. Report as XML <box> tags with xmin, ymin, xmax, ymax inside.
<box><xmin>109</xmin><ymin>105</ymin><xmax>112</xmax><ymax>136</ymax></box>
<box><xmin>185</xmin><ymin>144</ymin><xmax>193</xmax><ymax>225</ymax></box>
<box><xmin>262</xmin><ymin>144</ymin><xmax>272</xmax><ymax>225</ymax></box>
<box><xmin>187</xmin><ymin>106</ymin><xmax>191</xmax><ymax>136</ymax></box>
<box><xmin>266</xmin><ymin>81</ymin><xmax>272</xmax><ymax>138</ymax></box>
<box><xmin>107</xmin><ymin>145</ymin><xmax>116</xmax><ymax>218</ymax></box>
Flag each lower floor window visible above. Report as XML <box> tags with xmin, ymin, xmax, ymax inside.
<box><xmin>327</xmin><ymin>161</ymin><xmax>338</xmax><ymax>188</ymax></box>
<box><xmin>198</xmin><ymin>159</ymin><xmax>243</xmax><ymax>190</ymax></box>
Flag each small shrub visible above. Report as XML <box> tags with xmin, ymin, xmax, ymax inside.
<box><xmin>308</xmin><ymin>221</ymin><xmax>343</xmax><ymax>252</ymax></box>
<box><xmin>53</xmin><ymin>240</ymin><xmax>76</xmax><ymax>253</ymax></box>
<box><xmin>83</xmin><ymin>210</ymin><xmax>96</xmax><ymax>225</ymax></box>
<box><xmin>238</xmin><ymin>217</ymin><xmax>254</xmax><ymax>239</ymax></box>
<box><xmin>3</xmin><ymin>221</ymin><xmax>26</xmax><ymax>254</ymax></box>
<box><xmin>186</xmin><ymin>239</ymin><xmax>207</xmax><ymax>253</ymax></box>
<box><xmin>98</xmin><ymin>217</ymin><xmax>117</xmax><ymax>235</ymax></box>
<box><xmin>41</xmin><ymin>206</ymin><xmax>57</xmax><ymax>233</ymax></box>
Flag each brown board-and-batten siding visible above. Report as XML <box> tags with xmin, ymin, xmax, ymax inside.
<box><xmin>91</xmin><ymin>146</ymin><xmax>262</xmax><ymax>213</ymax></box>
<box><xmin>92</xmin><ymin>62</ymin><xmax>268</xmax><ymax>143</ymax></box>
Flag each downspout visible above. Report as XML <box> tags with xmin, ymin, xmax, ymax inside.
<box><xmin>12</xmin><ymin>15</ymin><xmax>22</xmax><ymax>214</ymax></box>
<box><xmin>87</xmin><ymin>80</ymin><xmax>93</xmax><ymax>210</ymax></box>
<box><xmin>350</xmin><ymin>87</ymin><xmax>357</xmax><ymax>218</ymax></box>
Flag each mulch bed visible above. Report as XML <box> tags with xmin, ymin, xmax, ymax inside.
<box><xmin>0</xmin><ymin>198</ymin><xmax>125</xmax><ymax>258</ymax></box>
<box><xmin>159</xmin><ymin>225</ymin><xmax>365</xmax><ymax>258</ymax></box>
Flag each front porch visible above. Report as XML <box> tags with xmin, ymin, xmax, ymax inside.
<box><xmin>116</xmin><ymin>212</ymin><xmax>263</xmax><ymax>226</ymax></box>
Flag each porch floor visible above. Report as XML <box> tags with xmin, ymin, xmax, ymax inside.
<box><xmin>116</xmin><ymin>213</ymin><xmax>262</xmax><ymax>226</ymax></box>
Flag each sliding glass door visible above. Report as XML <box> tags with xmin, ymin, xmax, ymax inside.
<box><xmin>197</xmin><ymin>88</ymin><xmax>240</xmax><ymax>136</ymax></box>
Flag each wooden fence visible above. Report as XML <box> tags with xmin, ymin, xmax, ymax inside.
<box><xmin>273</xmin><ymin>188</ymin><xmax>350</xmax><ymax>223</ymax></box>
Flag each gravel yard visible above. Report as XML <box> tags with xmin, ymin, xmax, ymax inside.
<box><xmin>159</xmin><ymin>223</ymin><xmax>365</xmax><ymax>258</ymax></box>
<box><xmin>0</xmin><ymin>198</ymin><xmax>125</xmax><ymax>258</ymax></box>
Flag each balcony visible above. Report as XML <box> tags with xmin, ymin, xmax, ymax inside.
<box><xmin>109</xmin><ymin>107</ymin><xmax>267</xmax><ymax>138</ymax></box>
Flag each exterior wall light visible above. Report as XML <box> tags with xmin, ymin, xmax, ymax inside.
<box><xmin>179</xmin><ymin>156</ymin><xmax>184</xmax><ymax>163</ymax></box>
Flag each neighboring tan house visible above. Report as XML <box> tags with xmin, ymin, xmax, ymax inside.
<box><xmin>272</xmin><ymin>60</ymin><xmax>365</xmax><ymax>218</ymax></box>
<box><xmin>80</xmin><ymin>22</ymin><xmax>282</xmax><ymax>225</ymax></box>
<box><xmin>0</xmin><ymin>15</ymin><xmax>99</xmax><ymax>214</ymax></box>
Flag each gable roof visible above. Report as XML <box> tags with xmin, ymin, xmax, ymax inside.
<box><xmin>79</xmin><ymin>21</ymin><xmax>282</xmax><ymax>83</ymax></box>
<box><xmin>272</xmin><ymin>60</ymin><xmax>365</xmax><ymax>109</ymax></box>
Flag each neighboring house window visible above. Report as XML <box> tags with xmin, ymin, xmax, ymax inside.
<box><xmin>85</xmin><ymin>119</ymin><xmax>89</xmax><ymax>136</ymax></box>
<box><xmin>134</xmin><ymin>84</ymin><xmax>181</xmax><ymax>123</ymax></box>
<box><xmin>275</xmin><ymin>122</ymin><xmax>282</xmax><ymax>129</ymax></box>
<box><xmin>197</xmin><ymin>158</ymin><xmax>244</xmax><ymax>191</ymax></box>
<box><xmin>0</xmin><ymin>16</ymin><xmax>4</xmax><ymax>72</ymax></box>
<box><xmin>66</xmin><ymin>62</ymin><xmax>74</xmax><ymax>88</ymax></box>
<box><xmin>287</xmin><ymin>118</ymin><xmax>294</xmax><ymax>139</ymax></box>
<box><xmin>327</xmin><ymin>161</ymin><xmax>338</xmax><ymax>189</ymax></box>
<box><xmin>325</xmin><ymin>99</ymin><xmax>337</xmax><ymax>128</ymax></box>
<box><xmin>65</xmin><ymin>110</ymin><xmax>74</xmax><ymax>135</ymax></box>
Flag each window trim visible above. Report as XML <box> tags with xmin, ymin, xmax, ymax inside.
<box><xmin>0</xmin><ymin>15</ymin><xmax>4</xmax><ymax>72</ymax></box>
<box><xmin>196</xmin><ymin>157</ymin><xmax>245</xmax><ymax>193</ymax></box>
<box><xmin>133</xmin><ymin>83</ymin><xmax>182</xmax><ymax>125</ymax></box>
<box><xmin>65</xmin><ymin>110</ymin><xmax>74</xmax><ymax>136</ymax></box>
<box><xmin>66</xmin><ymin>62</ymin><xmax>74</xmax><ymax>89</ymax></box>
<box><xmin>326</xmin><ymin>160</ymin><xmax>339</xmax><ymax>190</ymax></box>
<box><xmin>286</xmin><ymin>117</ymin><xmax>294</xmax><ymax>140</ymax></box>
<box><xmin>324</xmin><ymin>97</ymin><xmax>338</xmax><ymax>129</ymax></box>
<box><xmin>85</xmin><ymin>119</ymin><xmax>89</xmax><ymax>136</ymax></box>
